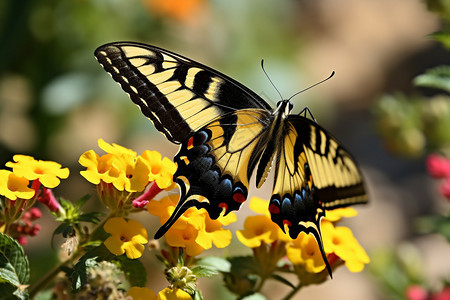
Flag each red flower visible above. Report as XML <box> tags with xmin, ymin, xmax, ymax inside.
<box><xmin>426</xmin><ymin>154</ymin><xmax>450</xmax><ymax>178</ymax></box>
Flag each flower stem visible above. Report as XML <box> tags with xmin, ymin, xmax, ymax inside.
<box><xmin>28</xmin><ymin>249</ymin><xmax>82</xmax><ymax>298</ymax></box>
<box><xmin>28</xmin><ymin>212</ymin><xmax>115</xmax><ymax>297</ymax></box>
<box><xmin>282</xmin><ymin>283</ymin><xmax>302</xmax><ymax>300</ymax></box>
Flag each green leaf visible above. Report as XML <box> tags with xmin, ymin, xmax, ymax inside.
<box><xmin>116</xmin><ymin>256</ymin><xmax>146</xmax><ymax>287</ymax></box>
<box><xmin>430</xmin><ymin>29</ymin><xmax>450</xmax><ymax>49</ymax></box>
<box><xmin>71</xmin><ymin>244</ymin><xmax>114</xmax><ymax>292</ymax></box>
<box><xmin>78</xmin><ymin>212</ymin><xmax>103</xmax><ymax>224</ymax></box>
<box><xmin>74</xmin><ymin>194</ymin><xmax>91</xmax><ymax>209</ymax></box>
<box><xmin>196</xmin><ymin>256</ymin><xmax>231</xmax><ymax>273</ymax></box>
<box><xmin>413</xmin><ymin>65</ymin><xmax>450</xmax><ymax>93</ymax></box>
<box><xmin>192</xmin><ymin>289</ymin><xmax>203</xmax><ymax>300</ymax></box>
<box><xmin>191</xmin><ymin>265</ymin><xmax>218</xmax><ymax>278</ymax></box>
<box><xmin>0</xmin><ymin>282</ymin><xmax>28</xmax><ymax>300</ymax></box>
<box><xmin>416</xmin><ymin>215</ymin><xmax>450</xmax><ymax>241</ymax></box>
<box><xmin>0</xmin><ymin>233</ymin><xmax>30</xmax><ymax>293</ymax></box>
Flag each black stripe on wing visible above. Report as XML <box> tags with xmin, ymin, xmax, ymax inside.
<box><xmin>94</xmin><ymin>42</ymin><xmax>273</xmax><ymax>144</ymax></box>
<box><xmin>287</xmin><ymin>115</ymin><xmax>367</xmax><ymax>209</ymax></box>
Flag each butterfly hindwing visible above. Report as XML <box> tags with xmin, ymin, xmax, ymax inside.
<box><xmin>94</xmin><ymin>42</ymin><xmax>272</xmax><ymax>144</ymax></box>
<box><xmin>269</xmin><ymin>115</ymin><xmax>367</xmax><ymax>275</ymax></box>
<box><xmin>154</xmin><ymin>109</ymin><xmax>272</xmax><ymax>238</ymax></box>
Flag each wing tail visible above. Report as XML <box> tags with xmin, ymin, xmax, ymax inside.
<box><xmin>154</xmin><ymin>200</ymin><xmax>192</xmax><ymax>239</ymax></box>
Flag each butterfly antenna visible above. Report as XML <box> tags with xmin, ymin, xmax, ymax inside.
<box><xmin>288</xmin><ymin>71</ymin><xmax>335</xmax><ymax>101</ymax></box>
<box><xmin>261</xmin><ymin>60</ymin><xmax>284</xmax><ymax>101</ymax></box>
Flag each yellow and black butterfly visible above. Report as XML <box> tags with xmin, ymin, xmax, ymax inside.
<box><xmin>95</xmin><ymin>42</ymin><xmax>367</xmax><ymax>276</ymax></box>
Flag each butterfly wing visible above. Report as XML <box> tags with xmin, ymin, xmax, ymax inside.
<box><xmin>155</xmin><ymin>108</ymin><xmax>273</xmax><ymax>238</ymax></box>
<box><xmin>269</xmin><ymin>115</ymin><xmax>367</xmax><ymax>275</ymax></box>
<box><xmin>94</xmin><ymin>42</ymin><xmax>272</xmax><ymax>143</ymax></box>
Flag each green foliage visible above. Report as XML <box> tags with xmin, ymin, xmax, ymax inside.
<box><xmin>0</xmin><ymin>233</ymin><xmax>30</xmax><ymax>300</ymax></box>
<box><xmin>54</xmin><ymin>196</ymin><xmax>102</xmax><ymax>225</ymax></box>
<box><xmin>196</xmin><ymin>256</ymin><xmax>231</xmax><ymax>273</ymax></box>
<box><xmin>71</xmin><ymin>244</ymin><xmax>115</xmax><ymax>292</ymax></box>
<box><xmin>430</xmin><ymin>29</ymin><xmax>450</xmax><ymax>49</ymax></box>
<box><xmin>416</xmin><ymin>214</ymin><xmax>450</xmax><ymax>241</ymax></box>
<box><xmin>414</xmin><ymin>65</ymin><xmax>450</xmax><ymax>93</ymax></box>
<box><xmin>369</xmin><ymin>244</ymin><xmax>424</xmax><ymax>300</ymax></box>
<box><xmin>116</xmin><ymin>255</ymin><xmax>147</xmax><ymax>288</ymax></box>
<box><xmin>222</xmin><ymin>256</ymin><xmax>262</xmax><ymax>299</ymax></box>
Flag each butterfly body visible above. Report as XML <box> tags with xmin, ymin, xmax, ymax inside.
<box><xmin>95</xmin><ymin>42</ymin><xmax>367</xmax><ymax>276</ymax></box>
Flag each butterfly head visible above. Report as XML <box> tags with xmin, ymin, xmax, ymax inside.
<box><xmin>275</xmin><ymin>100</ymin><xmax>294</xmax><ymax>117</ymax></box>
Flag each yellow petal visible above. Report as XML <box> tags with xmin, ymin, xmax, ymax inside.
<box><xmin>157</xmin><ymin>288</ymin><xmax>192</xmax><ymax>300</ymax></box>
<box><xmin>104</xmin><ymin>236</ymin><xmax>125</xmax><ymax>256</ymax></box>
<box><xmin>127</xmin><ymin>287</ymin><xmax>157</xmax><ymax>300</ymax></box>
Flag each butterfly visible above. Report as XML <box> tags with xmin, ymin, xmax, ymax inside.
<box><xmin>94</xmin><ymin>42</ymin><xmax>367</xmax><ymax>276</ymax></box>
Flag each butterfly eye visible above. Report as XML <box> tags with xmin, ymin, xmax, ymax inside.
<box><xmin>276</xmin><ymin>100</ymin><xmax>283</xmax><ymax>108</ymax></box>
<box><xmin>288</xmin><ymin>101</ymin><xmax>294</xmax><ymax>112</ymax></box>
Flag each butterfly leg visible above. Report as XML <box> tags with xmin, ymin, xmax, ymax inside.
<box><xmin>298</xmin><ymin>107</ymin><xmax>317</xmax><ymax>123</ymax></box>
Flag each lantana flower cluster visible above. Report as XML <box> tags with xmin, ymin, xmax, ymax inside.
<box><xmin>0</xmin><ymin>155</ymin><xmax>69</xmax><ymax>244</ymax></box>
<box><xmin>80</xmin><ymin>140</ymin><xmax>235</xmax><ymax>261</ymax></box>
<box><xmin>79</xmin><ymin>138</ymin><xmax>177</xmax><ymax>215</ymax></box>
<box><xmin>147</xmin><ymin>194</ymin><xmax>236</xmax><ymax>256</ymax></box>
<box><xmin>237</xmin><ymin>197</ymin><xmax>369</xmax><ymax>280</ymax></box>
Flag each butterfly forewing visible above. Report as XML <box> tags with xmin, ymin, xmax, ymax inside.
<box><xmin>94</xmin><ymin>42</ymin><xmax>272</xmax><ymax>143</ymax></box>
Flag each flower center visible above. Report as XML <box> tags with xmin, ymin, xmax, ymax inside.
<box><xmin>120</xmin><ymin>235</ymin><xmax>128</xmax><ymax>242</ymax></box>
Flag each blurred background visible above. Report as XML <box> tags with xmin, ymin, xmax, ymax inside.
<box><xmin>1</xmin><ymin>0</ymin><xmax>450</xmax><ymax>299</ymax></box>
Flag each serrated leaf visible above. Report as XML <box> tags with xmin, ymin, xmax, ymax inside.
<box><xmin>271</xmin><ymin>274</ymin><xmax>296</xmax><ymax>289</ymax></box>
<box><xmin>413</xmin><ymin>65</ymin><xmax>450</xmax><ymax>93</ymax></box>
<box><xmin>71</xmin><ymin>244</ymin><xmax>114</xmax><ymax>292</ymax></box>
<box><xmin>191</xmin><ymin>265</ymin><xmax>218</xmax><ymax>278</ymax></box>
<box><xmin>196</xmin><ymin>256</ymin><xmax>231</xmax><ymax>273</ymax></box>
<box><xmin>0</xmin><ymin>233</ymin><xmax>30</xmax><ymax>288</ymax></box>
<box><xmin>0</xmin><ymin>282</ymin><xmax>28</xmax><ymax>300</ymax></box>
<box><xmin>116</xmin><ymin>256</ymin><xmax>146</xmax><ymax>287</ymax></box>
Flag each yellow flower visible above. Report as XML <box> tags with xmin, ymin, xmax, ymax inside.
<box><xmin>0</xmin><ymin>170</ymin><xmax>35</xmax><ymax>200</ymax></box>
<box><xmin>98</xmin><ymin>138</ymin><xmax>137</xmax><ymax>158</ymax></box>
<box><xmin>249</xmin><ymin>196</ymin><xmax>271</xmax><ymax>217</ymax></box>
<box><xmin>322</xmin><ymin>221</ymin><xmax>370</xmax><ymax>272</ymax></box>
<box><xmin>6</xmin><ymin>155</ymin><xmax>69</xmax><ymax>188</ymax></box>
<box><xmin>286</xmin><ymin>232</ymin><xmax>326</xmax><ymax>273</ymax></box>
<box><xmin>79</xmin><ymin>151</ymin><xmax>118</xmax><ymax>185</ymax></box>
<box><xmin>103</xmin><ymin>217</ymin><xmax>149</xmax><ymax>259</ymax></box>
<box><xmin>195</xmin><ymin>212</ymin><xmax>236</xmax><ymax>249</ymax></box>
<box><xmin>140</xmin><ymin>150</ymin><xmax>177</xmax><ymax>189</ymax></box>
<box><xmin>148</xmin><ymin>195</ymin><xmax>235</xmax><ymax>254</ymax></box>
<box><xmin>236</xmin><ymin>197</ymin><xmax>291</xmax><ymax>248</ymax></box>
<box><xmin>111</xmin><ymin>155</ymin><xmax>150</xmax><ymax>192</ymax></box>
<box><xmin>236</xmin><ymin>215</ymin><xmax>280</xmax><ymax>248</ymax></box>
<box><xmin>127</xmin><ymin>287</ymin><xmax>156</xmax><ymax>300</ymax></box>
<box><xmin>157</xmin><ymin>287</ymin><xmax>192</xmax><ymax>300</ymax></box>
<box><xmin>165</xmin><ymin>224</ymin><xmax>205</xmax><ymax>256</ymax></box>
<box><xmin>80</xmin><ymin>139</ymin><xmax>176</xmax><ymax>195</ymax></box>
<box><xmin>324</xmin><ymin>207</ymin><xmax>358</xmax><ymax>222</ymax></box>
